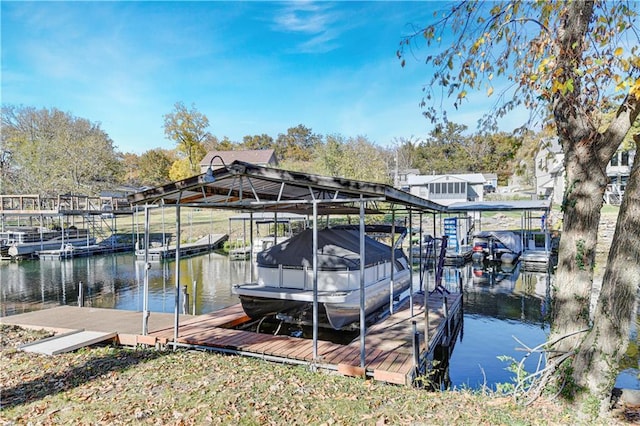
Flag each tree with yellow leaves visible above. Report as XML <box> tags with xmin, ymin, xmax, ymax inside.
<box><xmin>399</xmin><ymin>0</ymin><xmax>639</xmax><ymax>416</ymax></box>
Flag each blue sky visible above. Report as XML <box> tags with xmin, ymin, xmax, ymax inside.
<box><xmin>2</xmin><ymin>1</ymin><xmax>513</xmax><ymax>154</ymax></box>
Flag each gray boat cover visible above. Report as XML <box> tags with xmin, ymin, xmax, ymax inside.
<box><xmin>256</xmin><ymin>227</ymin><xmax>407</xmax><ymax>270</ymax></box>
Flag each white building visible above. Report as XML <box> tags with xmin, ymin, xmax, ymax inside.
<box><xmin>407</xmin><ymin>173</ymin><xmax>486</xmax><ymax>206</ymax></box>
<box><xmin>535</xmin><ymin>138</ymin><xmax>565</xmax><ymax>204</ymax></box>
<box><xmin>535</xmin><ymin>137</ymin><xmax>636</xmax><ymax>205</ymax></box>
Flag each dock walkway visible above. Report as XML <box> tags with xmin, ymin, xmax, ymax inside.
<box><xmin>3</xmin><ymin>292</ymin><xmax>462</xmax><ymax>386</ymax></box>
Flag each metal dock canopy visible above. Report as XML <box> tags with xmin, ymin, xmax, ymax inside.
<box><xmin>446</xmin><ymin>199</ymin><xmax>551</xmax><ymax>213</ymax></box>
<box><xmin>127</xmin><ymin>160</ymin><xmax>447</xmax><ymax>214</ymax></box>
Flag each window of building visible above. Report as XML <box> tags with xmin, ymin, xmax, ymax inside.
<box><xmin>622</xmin><ymin>151</ymin><xmax>629</xmax><ymax>166</ymax></box>
<box><xmin>611</xmin><ymin>153</ymin><xmax>619</xmax><ymax>167</ymax></box>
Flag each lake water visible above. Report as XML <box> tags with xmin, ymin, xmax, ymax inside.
<box><xmin>1</xmin><ymin>253</ymin><xmax>636</xmax><ymax>391</ymax></box>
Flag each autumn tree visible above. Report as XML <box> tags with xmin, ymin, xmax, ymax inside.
<box><xmin>313</xmin><ymin>135</ymin><xmax>391</xmax><ymax>184</ymax></box>
<box><xmin>1</xmin><ymin>105</ymin><xmax>120</xmax><ymax>196</ymax></box>
<box><xmin>241</xmin><ymin>134</ymin><xmax>274</xmax><ymax>150</ymax></box>
<box><xmin>138</xmin><ymin>148</ymin><xmax>174</xmax><ymax>186</ymax></box>
<box><xmin>163</xmin><ymin>102</ymin><xmax>210</xmax><ymax>176</ymax></box>
<box><xmin>399</xmin><ymin>0</ymin><xmax>640</xmax><ymax>413</ymax></box>
<box><xmin>416</xmin><ymin>122</ymin><xmax>472</xmax><ymax>173</ymax></box>
<box><xmin>275</xmin><ymin>124</ymin><xmax>322</xmax><ymax>162</ymax></box>
<box><xmin>391</xmin><ymin>137</ymin><xmax>422</xmax><ymax>171</ymax></box>
<box><xmin>471</xmin><ymin>132</ymin><xmax>523</xmax><ymax>184</ymax></box>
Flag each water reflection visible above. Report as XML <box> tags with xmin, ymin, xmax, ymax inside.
<box><xmin>1</xmin><ymin>253</ymin><xmax>250</xmax><ymax>317</ymax></box>
<box><xmin>443</xmin><ymin>262</ymin><xmax>551</xmax><ymax>390</ymax></box>
<box><xmin>3</xmin><ymin>253</ymin><xmax>636</xmax><ymax>391</ymax></box>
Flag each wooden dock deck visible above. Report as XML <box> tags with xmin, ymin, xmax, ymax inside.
<box><xmin>150</xmin><ymin>291</ymin><xmax>462</xmax><ymax>385</ymax></box>
<box><xmin>3</xmin><ymin>291</ymin><xmax>462</xmax><ymax>386</ymax></box>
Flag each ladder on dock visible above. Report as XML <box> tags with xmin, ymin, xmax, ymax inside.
<box><xmin>432</xmin><ymin>235</ymin><xmax>449</xmax><ymax>294</ymax></box>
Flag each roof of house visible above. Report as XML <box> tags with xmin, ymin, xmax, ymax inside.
<box><xmin>200</xmin><ymin>149</ymin><xmax>277</xmax><ymax>167</ymax></box>
<box><xmin>407</xmin><ymin>173</ymin><xmax>487</xmax><ymax>185</ymax></box>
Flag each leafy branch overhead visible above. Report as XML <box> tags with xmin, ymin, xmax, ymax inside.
<box><xmin>398</xmin><ymin>1</ymin><xmax>640</xmax><ymax>132</ymax></box>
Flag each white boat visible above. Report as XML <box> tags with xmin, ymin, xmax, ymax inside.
<box><xmin>7</xmin><ymin>228</ymin><xmax>95</xmax><ymax>259</ymax></box>
<box><xmin>1</xmin><ymin>227</ymin><xmax>58</xmax><ymax>257</ymax></box>
<box><xmin>232</xmin><ymin>225</ymin><xmax>411</xmax><ymax>330</ymax></box>
<box><xmin>471</xmin><ymin>230</ymin><xmax>522</xmax><ymax>265</ymax></box>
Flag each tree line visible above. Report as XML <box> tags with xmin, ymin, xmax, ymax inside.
<box><xmin>1</xmin><ymin>101</ymin><xmax>530</xmax><ymax>196</ymax></box>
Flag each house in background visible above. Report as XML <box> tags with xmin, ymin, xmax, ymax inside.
<box><xmin>482</xmin><ymin>173</ymin><xmax>498</xmax><ymax>189</ymax></box>
<box><xmin>200</xmin><ymin>149</ymin><xmax>278</xmax><ymax>173</ymax></box>
<box><xmin>535</xmin><ymin>138</ymin><xmax>565</xmax><ymax>205</ymax></box>
<box><xmin>393</xmin><ymin>168</ymin><xmax>420</xmax><ymax>191</ymax></box>
<box><xmin>534</xmin><ymin>137</ymin><xmax>636</xmax><ymax>205</ymax></box>
<box><xmin>407</xmin><ymin>173</ymin><xmax>486</xmax><ymax>206</ymax></box>
<box><xmin>605</xmin><ymin>149</ymin><xmax>636</xmax><ymax>204</ymax></box>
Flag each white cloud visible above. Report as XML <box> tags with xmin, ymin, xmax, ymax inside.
<box><xmin>272</xmin><ymin>2</ymin><xmax>343</xmax><ymax>53</ymax></box>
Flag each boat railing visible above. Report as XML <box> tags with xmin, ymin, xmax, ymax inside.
<box><xmin>260</xmin><ymin>261</ymin><xmax>393</xmax><ymax>292</ymax></box>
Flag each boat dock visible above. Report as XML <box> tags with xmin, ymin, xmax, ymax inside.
<box><xmin>37</xmin><ymin>242</ymin><xmax>132</xmax><ymax>260</ymax></box>
<box><xmin>3</xmin><ymin>290</ymin><xmax>462</xmax><ymax>386</ymax></box>
<box><xmin>444</xmin><ymin>247</ymin><xmax>473</xmax><ymax>266</ymax></box>
<box><xmin>520</xmin><ymin>249</ymin><xmax>552</xmax><ymax>271</ymax></box>
<box><xmin>135</xmin><ymin>234</ymin><xmax>228</xmax><ymax>261</ymax></box>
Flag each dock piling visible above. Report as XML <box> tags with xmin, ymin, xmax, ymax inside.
<box><xmin>412</xmin><ymin>320</ymin><xmax>420</xmax><ymax>375</ymax></box>
<box><xmin>77</xmin><ymin>281</ymin><xmax>84</xmax><ymax>307</ymax></box>
<box><xmin>192</xmin><ymin>280</ymin><xmax>197</xmax><ymax>315</ymax></box>
<box><xmin>182</xmin><ymin>285</ymin><xmax>189</xmax><ymax>315</ymax></box>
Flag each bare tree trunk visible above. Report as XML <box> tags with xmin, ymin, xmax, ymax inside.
<box><xmin>573</xmin><ymin>135</ymin><xmax>640</xmax><ymax>413</ymax></box>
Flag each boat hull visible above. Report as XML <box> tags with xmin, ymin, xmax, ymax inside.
<box><xmin>234</xmin><ymin>270</ymin><xmax>411</xmax><ymax>330</ymax></box>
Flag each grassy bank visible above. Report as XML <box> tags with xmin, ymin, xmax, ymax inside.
<box><xmin>1</xmin><ymin>325</ymin><xmax>628</xmax><ymax>425</ymax></box>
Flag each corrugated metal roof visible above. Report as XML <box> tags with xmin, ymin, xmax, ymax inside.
<box><xmin>447</xmin><ymin>199</ymin><xmax>551</xmax><ymax>212</ymax></box>
<box><xmin>129</xmin><ymin>160</ymin><xmax>447</xmax><ymax>215</ymax></box>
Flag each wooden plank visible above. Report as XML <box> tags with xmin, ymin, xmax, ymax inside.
<box><xmin>338</xmin><ymin>363</ymin><xmax>366</xmax><ymax>378</ymax></box>
<box><xmin>396</xmin><ymin>353</ymin><xmax>418</xmax><ymax>379</ymax></box>
<box><xmin>362</xmin><ymin>348</ymin><xmax>387</xmax><ymax>369</ymax></box>
<box><xmin>117</xmin><ymin>333</ymin><xmax>138</xmax><ymax>346</ymax></box>
<box><xmin>290</xmin><ymin>342</ymin><xmax>315</xmax><ymax>361</ymax></box>
<box><xmin>319</xmin><ymin>342</ymin><xmax>357</xmax><ymax>364</ymax></box>
<box><xmin>314</xmin><ymin>341</ymin><xmax>341</xmax><ymax>362</ymax></box>
<box><xmin>374</xmin><ymin>352</ymin><xmax>402</xmax><ymax>373</ymax></box>
<box><xmin>279</xmin><ymin>339</ymin><xmax>312</xmax><ymax>359</ymax></box>
<box><xmin>373</xmin><ymin>368</ymin><xmax>409</xmax><ymax>385</ymax></box>
<box><xmin>338</xmin><ymin>344</ymin><xmax>373</xmax><ymax>367</ymax></box>
<box><xmin>136</xmin><ymin>335</ymin><xmax>158</xmax><ymax>346</ymax></box>
<box><xmin>386</xmin><ymin>353</ymin><xmax>412</xmax><ymax>373</ymax></box>
<box><xmin>244</xmin><ymin>335</ymin><xmax>291</xmax><ymax>353</ymax></box>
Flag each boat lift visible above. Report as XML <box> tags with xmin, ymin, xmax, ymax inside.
<box><xmin>128</xmin><ymin>159</ymin><xmax>447</xmax><ymax>369</ymax></box>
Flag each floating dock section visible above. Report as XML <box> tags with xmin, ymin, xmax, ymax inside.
<box><xmin>136</xmin><ymin>234</ymin><xmax>228</xmax><ymax>261</ymax></box>
<box><xmin>37</xmin><ymin>242</ymin><xmax>132</xmax><ymax>260</ymax></box>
